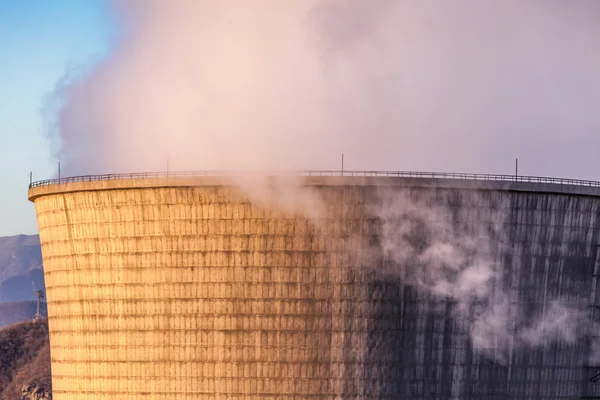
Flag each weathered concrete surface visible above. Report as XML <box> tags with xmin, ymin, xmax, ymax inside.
<box><xmin>29</xmin><ymin>177</ymin><xmax>600</xmax><ymax>399</ymax></box>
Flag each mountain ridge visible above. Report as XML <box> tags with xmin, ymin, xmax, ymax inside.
<box><xmin>0</xmin><ymin>235</ymin><xmax>42</xmax><ymax>282</ymax></box>
<box><xmin>0</xmin><ymin>234</ymin><xmax>44</xmax><ymax>304</ymax></box>
<box><xmin>0</xmin><ymin>302</ymin><xmax>47</xmax><ymax>329</ymax></box>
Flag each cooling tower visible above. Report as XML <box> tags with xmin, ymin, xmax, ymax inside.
<box><xmin>28</xmin><ymin>172</ymin><xmax>600</xmax><ymax>399</ymax></box>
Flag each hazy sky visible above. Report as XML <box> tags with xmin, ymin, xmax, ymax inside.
<box><xmin>0</xmin><ymin>0</ymin><xmax>112</xmax><ymax>235</ymax></box>
<box><xmin>3</xmin><ymin>1</ymin><xmax>600</xmax><ymax>236</ymax></box>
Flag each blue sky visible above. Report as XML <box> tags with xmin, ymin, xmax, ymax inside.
<box><xmin>0</xmin><ymin>0</ymin><xmax>113</xmax><ymax>236</ymax></box>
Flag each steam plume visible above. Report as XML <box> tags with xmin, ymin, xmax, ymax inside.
<box><xmin>47</xmin><ymin>0</ymin><xmax>600</xmax><ymax>178</ymax></box>
<box><xmin>376</xmin><ymin>190</ymin><xmax>587</xmax><ymax>363</ymax></box>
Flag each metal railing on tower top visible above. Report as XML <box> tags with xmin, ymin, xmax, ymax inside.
<box><xmin>28</xmin><ymin>170</ymin><xmax>600</xmax><ymax>189</ymax></box>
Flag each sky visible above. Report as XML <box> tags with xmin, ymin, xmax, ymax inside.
<box><xmin>3</xmin><ymin>1</ymin><xmax>600</xmax><ymax>236</ymax></box>
<box><xmin>0</xmin><ymin>0</ymin><xmax>113</xmax><ymax>236</ymax></box>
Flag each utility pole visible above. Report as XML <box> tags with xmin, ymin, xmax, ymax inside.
<box><xmin>515</xmin><ymin>158</ymin><xmax>518</xmax><ymax>180</ymax></box>
<box><xmin>341</xmin><ymin>153</ymin><xmax>344</xmax><ymax>175</ymax></box>
<box><xmin>58</xmin><ymin>162</ymin><xmax>61</xmax><ymax>180</ymax></box>
<box><xmin>34</xmin><ymin>289</ymin><xmax>44</xmax><ymax>321</ymax></box>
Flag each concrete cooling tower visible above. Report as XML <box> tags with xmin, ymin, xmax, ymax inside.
<box><xmin>28</xmin><ymin>171</ymin><xmax>600</xmax><ymax>399</ymax></box>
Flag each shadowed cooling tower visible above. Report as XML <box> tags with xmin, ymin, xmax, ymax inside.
<box><xmin>28</xmin><ymin>172</ymin><xmax>600</xmax><ymax>399</ymax></box>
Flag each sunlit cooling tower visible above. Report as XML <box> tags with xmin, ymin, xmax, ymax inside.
<box><xmin>28</xmin><ymin>172</ymin><xmax>600</xmax><ymax>399</ymax></box>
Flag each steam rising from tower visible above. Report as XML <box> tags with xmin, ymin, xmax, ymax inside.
<box><xmin>47</xmin><ymin>0</ymin><xmax>600</xmax><ymax>178</ymax></box>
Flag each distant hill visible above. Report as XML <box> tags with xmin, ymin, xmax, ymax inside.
<box><xmin>0</xmin><ymin>235</ymin><xmax>44</xmax><ymax>303</ymax></box>
<box><xmin>0</xmin><ymin>235</ymin><xmax>42</xmax><ymax>281</ymax></box>
<box><xmin>0</xmin><ymin>302</ymin><xmax>47</xmax><ymax>329</ymax></box>
<box><xmin>0</xmin><ymin>320</ymin><xmax>51</xmax><ymax>400</ymax></box>
<box><xmin>0</xmin><ymin>269</ymin><xmax>45</xmax><ymax>303</ymax></box>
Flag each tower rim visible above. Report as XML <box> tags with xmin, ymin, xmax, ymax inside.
<box><xmin>27</xmin><ymin>170</ymin><xmax>600</xmax><ymax>202</ymax></box>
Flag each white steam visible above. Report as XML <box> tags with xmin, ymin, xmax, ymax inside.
<box><xmin>376</xmin><ymin>190</ymin><xmax>587</xmax><ymax>363</ymax></box>
<box><xmin>46</xmin><ymin>0</ymin><xmax>600</xmax><ymax>178</ymax></box>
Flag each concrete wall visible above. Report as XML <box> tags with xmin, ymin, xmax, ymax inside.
<box><xmin>29</xmin><ymin>177</ymin><xmax>600</xmax><ymax>399</ymax></box>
